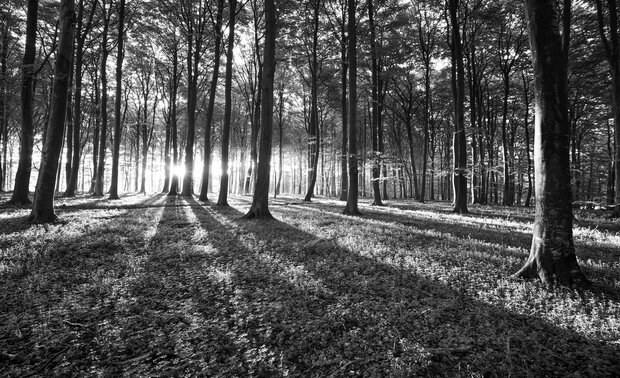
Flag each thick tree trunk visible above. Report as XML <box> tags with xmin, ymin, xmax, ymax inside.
<box><xmin>30</xmin><ymin>0</ymin><xmax>75</xmax><ymax>223</ymax></box>
<box><xmin>449</xmin><ymin>0</ymin><xmax>468</xmax><ymax>214</ymax></box>
<box><xmin>109</xmin><ymin>0</ymin><xmax>125</xmax><ymax>200</ymax></box>
<box><xmin>243</xmin><ymin>0</ymin><xmax>276</xmax><ymax>219</ymax></box>
<box><xmin>217</xmin><ymin>0</ymin><xmax>237</xmax><ymax>206</ymax></box>
<box><xmin>10</xmin><ymin>0</ymin><xmax>38</xmax><ymax>205</ymax></box>
<box><xmin>515</xmin><ymin>0</ymin><xmax>586</xmax><ymax>285</ymax></box>
<box><xmin>343</xmin><ymin>0</ymin><xmax>360</xmax><ymax>215</ymax></box>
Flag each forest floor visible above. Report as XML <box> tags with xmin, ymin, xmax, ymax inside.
<box><xmin>0</xmin><ymin>192</ymin><xmax>619</xmax><ymax>377</ymax></box>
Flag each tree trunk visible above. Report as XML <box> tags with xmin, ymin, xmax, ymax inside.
<box><xmin>109</xmin><ymin>0</ymin><xmax>125</xmax><ymax>200</ymax></box>
<box><xmin>94</xmin><ymin>2</ymin><xmax>110</xmax><ymax>197</ymax></box>
<box><xmin>217</xmin><ymin>0</ymin><xmax>237</xmax><ymax>206</ymax></box>
<box><xmin>199</xmin><ymin>0</ymin><xmax>224</xmax><ymax>201</ymax></box>
<box><xmin>243</xmin><ymin>0</ymin><xmax>276</xmax><ymax>219</ymax></box>
<box><xmin>368</xmin><ymin>0</ymin><xmax>383</xmax><ymax>206</ymax></box>
<box><xmin>30</xmin><ymin>0</ymin><xmax>75</xmax><ymax>223</ymax></box>
<box><xmin>339</xmin><ymin>24</ymin><xmax>348</xmax><ymax>201</ymax></box>
<box><xmin>449</xmin><ymin>0</ymin><xmax>468</xmax><ymax>213</ymax></box>
<box><xmin>168</xmin><ymin>40</ymin><xmax>180</xmax><ymax>196</ymax></box>
<box><xmin>343</xmin><ymin>0</ymin><xmax>360</xmax><ymax>215</ymax></box>
<box><xmin>515</xmin><ymin>0</ymin><xmax>586</xmax><ymax>285</ymax></box>
<box><xmin>10</xmin><ymin>0</ymin><xmax>38</xmax><ymax>205</ymax></box>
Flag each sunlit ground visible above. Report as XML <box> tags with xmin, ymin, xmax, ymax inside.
<box><xmin>0</xmin><ymin>193</ymin><xmax>618</xmax><ymax>376</ymax></box>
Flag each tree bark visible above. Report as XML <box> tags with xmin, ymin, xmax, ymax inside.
<box><xmin>30</xmin><ymin>0</ymin><xmax>75</xmax><ymax>223</ymax></box>
<box><xmin>199</xmin><ymin>0</ymin><xmax>225</xmax><ymax>201</ymax></box>
<box><xmin>449</xmin><ymin>0</ymin><xmax>468</xmax><ymax>213</ymax></box>
<box><xmin>94</xmin><ymin>0</ymin><xmax>110</xmax><ymax>197</ymax></box>
<box><xmin>515</xmin><ymin>0</ymin><xmax>587</xmax><ymax>285</ymax></box>
<box><xmin>10</xmin><ymin>0</ymin><xmax>38</xmax><ymax>205</ymax></box>
<box><xmin>343</xmin><ymin>0</ymin><xmax>360</xmax><ymax>215</ymax></box>
<box><xmin>217</xmin><ymin>0</ymin><xmax>237</xmax><ymax>206</ymax></box>
<box><xmin>109</xmin><ymin>0</ymin><xmax>125</xmax><ymax>200</ymax></box>
<box><xmin>243</xmin><ymin>0</ymin><xmax>276</xmax><ymax>219</ymax></box>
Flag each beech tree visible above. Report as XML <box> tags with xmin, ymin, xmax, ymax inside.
<box><xmin>243</xmin><ymin>0</ymin><xmax>276</xmax><ymax>219</ymax></box>
<box><xmin>9</xmin><ymin>0</ymin><xmax>39</xmax><ymax>205</ymax></box>
<box><xmin>109</xmin><ymin>0</ymin><xmax>126</xmax><ymax>200</ymax></box>
<box><xmin>514</xmin><ymin>0</ymin><xmax>586</xmax><ymax>285</ymax></box>
<box><xmin>30</xmin><ymin>0</ymin><xmax>75</xmax><ymax>223</ymax></box>
<box><xmin>343</xmin><ymin>0</ymin><xmax>360</xmax><ymax>216</ymax></box>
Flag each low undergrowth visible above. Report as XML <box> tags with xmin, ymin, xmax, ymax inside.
<box><xmin>0</xmin><ymin>193</ymin><xmax>618</xmax><ymax>377</ymax></box>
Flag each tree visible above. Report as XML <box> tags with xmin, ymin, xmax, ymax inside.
<box><xmin>243</xmin><ymin>0</ymin><xmax>276</xmax><ymax>219</ymax></box>
<box><xmin>368</xmin><ymin>0</ymin><xmax>383</xmax><ymax>206</ymax></box>
<box><xmin>94</xmin><ymin>0</ymin><xmax>113</xmax><ymax>197</ymax></box>
<box><xmin>595</xmin><ymin>0</ymin><xmax>620</xmax><ymax>217</ymax></box>
<box><xmin>514</xmin><ymin>0</ymin><xmax>586</xmax><ymax>285</ymax></box>
<box><xmin>30</xmin><ymin>0</ymin><xmax>75</xmax><ymax>223</ymax></box>
<box><xmin>448</xmin><ymin>0</ymin><xmax>468</xmax><ymax>214</ymax></box>
<box><xmin>199</xmin><ymin>0</ymin><xmax>225</xmax><ymax>202</ymax></box>
<box><xmin>64</xmin><ymin>0</ymin><xmax>96</xmax><ymax>197</ymax></box>
<box><xmin>343</xmin><ymin>0</ymin><xmax>360</xmax><ymax>215</ymax></box>
<box><xmin>109</xmin><ymin>0</ymin><xmax>126</xmax><ymax>200</ymax></box>
<box><xmin>217</xmin><ymin>0</ymin><xmax>238</xmax><ymax>206</ymax></box>
<box><xmin>9</xmin><ymin>0</ymin><xmax>39</xmax><ymax>204</ymax></box>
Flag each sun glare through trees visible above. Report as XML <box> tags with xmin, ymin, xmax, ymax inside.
<box><xmin>0</xmin><ymin>0</ymin><xmax>619</xmax><ymax>376</ymax></box>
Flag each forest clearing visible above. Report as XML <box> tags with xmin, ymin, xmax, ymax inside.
<box><xmin>0</xmin><ymin>193</ymin><xmax>619</xmax><ymax>376</ymax></box>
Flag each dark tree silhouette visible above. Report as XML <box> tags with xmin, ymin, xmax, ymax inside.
<box><xmin>109</xmin><ymin>0</ymin><xmax>126</xmax><ymax>200</ymax></box>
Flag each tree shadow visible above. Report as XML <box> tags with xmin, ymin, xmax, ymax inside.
<box><xmin>183</xmin><ymin>198</ymin><xmax>620</xmax><ymax>376</ymax></box>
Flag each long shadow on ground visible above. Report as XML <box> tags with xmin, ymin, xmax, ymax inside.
<box><xmin>178</xmin><ymin>198</ymin><xmax>619</xmax><ymax>376</ymax></box>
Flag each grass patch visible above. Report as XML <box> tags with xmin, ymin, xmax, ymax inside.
<box><xmin>0</xmin><ymin>194</ymin><xmax>618</xmax><ymax>376</ymax></box>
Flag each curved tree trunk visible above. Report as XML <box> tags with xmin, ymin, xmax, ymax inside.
<box><xmin>30</xmin><ymin>0</ymin><xmax>75</xmax><ymax>223</ymax></box>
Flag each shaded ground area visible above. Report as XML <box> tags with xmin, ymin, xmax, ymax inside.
<box><xmin>0</xmin><ymin>194</ymin><xmax>618</xmax><ymax>376</ymax></box>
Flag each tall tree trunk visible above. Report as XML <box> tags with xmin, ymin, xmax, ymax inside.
<box><xmin>200</xmin><ymin>0</ymin><xmax>224</xmax><ymax>201</ymax></box>
<box><xmin>243</xmin><ymin>0</ymin><xmax>276</xmax><ymax>219</ymax></box>
<box><xmin>10</xmin><ymin>0</ymin><xmax>38</xmax><ymax>204</ymax></box>
<box><xmin>217</xmin><ymin>0</ymin><xmax>237</xmax><ymax>206</ymax></box>
<box><xmin>368</xmin><ymin>0</ymin><xmax>383</xmax><ymax>206</ymax></box>
<box><xmin>303</xmin><ymin>0</ymin><xmax>322</xmax><ymax>202</ymax></box>
<box><xmin>275</xmin><ymin>87</ymin><xmax>284</xmax><ymax>196</ymax></box>
<box><xmin>109</xmin><ymin>0</ymin><xmax>125</xmax><ymax>199</ymax></box>
<box><xmin>30</xmin><ymin>0</ymin><xmax>75</xmax><ymax>223</ymax></box>
<box><xmin>168</xmin><ymin>42</ymin><xmax>180</xmax><ymax>196</ymax></box>
<box><xmin>339</xmin><ymin>21</ymin><xmax>348</xmax><ymax>201</ymax></box>
<box><xmin>343</xmin><ymin>0</ymin><xmax>360</xmax><ymax>215</ymax></box>
<box><xmin>449</xmin><ymin>0</ymin><xmax>468</xmax><ymax>214</ymax></box>
<box><xmin>94</xmin><ymin>1</ymin><xmax>110</xmax><ymax>197</ymax></box>
<box><xmin>515</xmin><ymin>0</ymin><xmax>586</xmax><ymax>285</ymax></box>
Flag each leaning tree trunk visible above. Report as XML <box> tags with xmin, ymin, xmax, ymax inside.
<box><xmin>243</xmin><ymin>0</ymin><xmax>276</xmax><ymax>219</ymax></box>
<box><xmin>10</xmin><ymin>0</ymin><xmax>38</xmax><ymax>205</ymax></box>
<box><xmin>514</xmin><ymin>0</ymin><xmax>587</xmax><ymax>285</ymax></box>
<box><xmin>30</xmin><ymin>0</ymin><xmax>75</xmax><ymax>223</ymax></box>
<box><xmin>343</xmin><ymin>0</ymin><xmax>360</xmax><ymax>216</ymax></box>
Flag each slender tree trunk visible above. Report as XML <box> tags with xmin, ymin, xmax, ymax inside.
<box><xmin>217</xmin><ymin>0</ymin><xmax>237</xmax><ymax>206</ymax></box>
<box><xmin>94</xmin><ymin>2</ymin><xmax>109</xmax><ymax>197</ymax></box>
<box><xmin>515</xmin><ymin>0</ymin><xmax>586</xmax><ymax>285</ymax></box>
<box><xmin>200</xmin><ymin>0</ymin><xmax>224</xmax><ymax>201</ymax></box>
<box><xmin>109</xmin><ymin>0</ymin><xmax>125</xmax><ymax>199</ymax></box>
<box><xmin>340</xmin><ymin>26</ymin><xmax>348</xmax><ymax>201</ymax></box>
<box><xmin>343</xmin><ymin>0</ymin><xmax>360</xmax><ymax>215</ymax></box>
<box><xmin>168</xmin><ymin>41</ymin><xmax>180</xmax><ymax>196</ymax></box>
<box><xmin>368</xmin><ymin>0</ymin><xmax>383</xmax><ymax>206</ymax></box>
<box><xmin>243</xmin><ymin>0</ymin><xmax>276</xmax><ymax>219</ymax></box>
<box><xmin>10</xmin><ymin>0</ymin><xmax>38</xmax><ymax>204</ymax></box>
<box><xmin>30</xmin><ymin>0</ymin><xmax>75</xmax><ymax>223</ymax></box>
